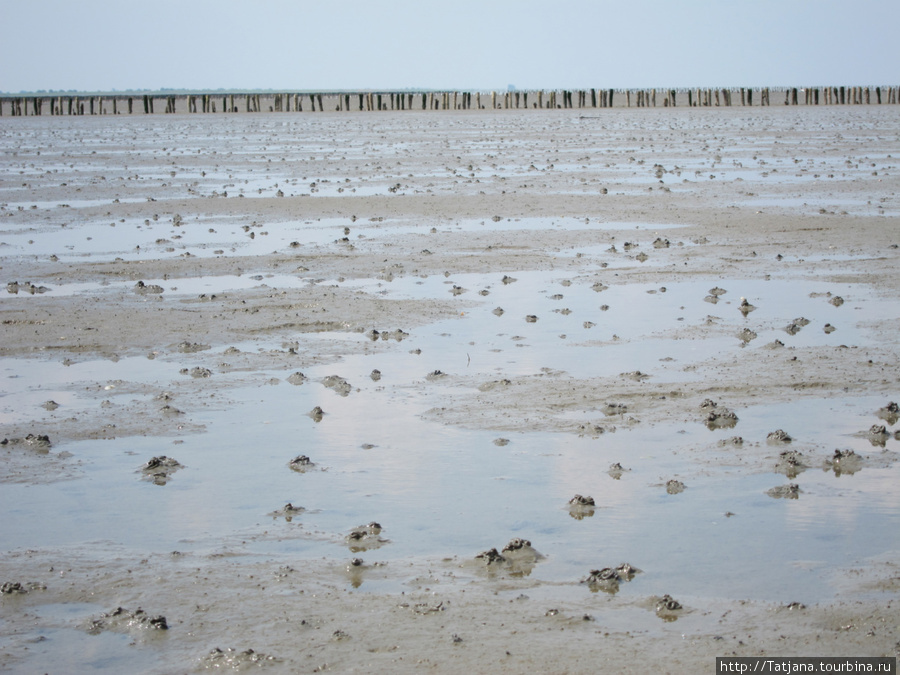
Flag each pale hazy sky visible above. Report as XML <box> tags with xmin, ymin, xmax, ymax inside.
<box><xmin>2</xmin><ymin>0</ymin><xmax>898</xmax><ymax>93</ymax></box>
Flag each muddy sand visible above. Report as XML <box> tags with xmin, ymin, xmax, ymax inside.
<box><xmin>1</xmin><ymin>107</ymin><xmax>899</xmax><ymax>672</ymax></box>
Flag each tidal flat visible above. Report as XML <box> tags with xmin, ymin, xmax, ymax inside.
<box><xmin>1</xmin><ymin>106</ymin><xmax>899</xmax><ymax>672</ymax></box>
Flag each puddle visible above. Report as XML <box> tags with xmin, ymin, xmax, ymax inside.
<box><xmin>1</xmin><ymin>377</ymin><xmax>896</xmax><ymax>605</ymax></box>
<box><xmin>0</xmin><ymin>602</ymin><xmax>160</xmax><ymax>675</ymax></box>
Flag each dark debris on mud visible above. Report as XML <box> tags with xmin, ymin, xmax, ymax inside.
<box><xmin>582</xmin><ymin>563</ymin><xmax>641</xmax><ymax>594</ymax></box>
<box><xmin>139</xmin><ymin>456</ymin><xmax>183</xmax><ymax>485</ymax></box>
<box><xmin>86</xmin><ymin>606</ymin><xmax>168</xmax><ymax>634</ymax></box>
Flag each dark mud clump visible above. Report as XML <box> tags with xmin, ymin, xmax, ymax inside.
<box><xmin>201</xmin><ymin>648</ymin><xmax>280</xmax><ymax>669</ymax></box>
<box><xmin>2</xmin><ymin>581</ymin><xmax>45</xmax><ymax>594</ymax></box>
<box><xmin>603</xmin><ymin>402</ymin><xmax>628</xmax><ymax>416</ymax></box>
<box><xmin>286</xmin><ymin>371</ymin><xmax>307</xmax><ymax>385</ymax></box>
<box><xmin>2</xmin><ymin>434</ymin><xmax>52</xmax><ymax>453</ymax></box>
<box><xmin>824</xmin><ymin>449</ymin><xmax>864</xmax><ymax>477</ymax></box>
<box><xmin>785</xmin><ymin>317</ymin><xmax>810</xmax><ymax>335</ymax></box>
<box><xmin>666</xmin><ymin>479</ymin><xmax>686</xmax><ymax>494</ymax></box>
<box><xmin>502</xmin><ymin>537</ymin><xmax>535</xmax><ymax>555</ymax></box>
<box><xmin>347</xmin><ymin>522</ymin><xmax>387</xmax><ymax>552</ymax></box>
<box><xmin>865</xmin><ymin>424</ymin><xmax>891</xmax><ymax>447</ymax></box>
<box><xmin>775</xmin><ymin>450</ymin><xmax>808</xmax><ymax>478</ymax></box>
<box><xmin>322</xmin><ymin>375</ymin><xmax>352</xmax><ymax>396</ymax></box>
<box><xmin>7</xmin><ymin>281</ymin><xmax>50</xmax><ymax>295</ymax></box>
<box><xmin>288</xmin><ymin>455</ymin><xmax>315</xmax><ymax>472</ymax></box>
<box><xmin>706</xmin><ymin>407</ymin><xmax>738</xmax><ymax>429</ymax></box>
<box><xmin>876</xmin><ymin>401</ymin><xmax>899</xmax><ymax>426</ymax></box>
<box><xmin>367</xmin><ymin>328</ymin><xmax>409</xmax><ymax>342</ymax></box>
<box><xmin>767</xmin><ymin>429</ymin><xmax>793</xmax><ymax>444</ymax></box>
<box><xmin>270</xmin><ymin>503</ymin><xmax>305</xmax><ymax>521</ymax></box>
<box><xmin>581</xmin><ymin>563</ymin><xmax>641</xmax><ymax>594</ymax></box>
<box><xmin>608</xmin><ymin>462</ymin><xmax>628</xmax><ymax>479</ymax></box>
<box><xmin>655</xmin><ymin>594</ymin><xmax>683</xmax><ymax>621</ymax></box>
<box><xmin>370</xmin><ymin>369</ymin><xmax>382</xmax><ymax>381</ymax></box>
<box><xmin>738</xmin><ymin>328</ymin><xmax>757</xmax><ymax>344</ymax></box>
<box><xmin>308</xmin><ymin>406</ymin><xmax>325</xmax><ymax>422</ymax></box>
<box><xmin>140</xmin><ymin>456</ymin><xmax>183</xmax><ymax>485</ymax></box>
<box><xmin>476</xmin><ymin>538</ymin><xmax>542</xmax><ymax>576</ymax></box>
<box><xmin>134</xmin><ymin>280</ymin><xmax>164</xmax><ymax>295</ymax></box>
<box><xmin>718</xmin><ymin>436</ymin><xmax>744</xmax><ymax>447</ymax></box>
<box><xmin>475</xmin><ymin>547</ymin><xmax>506</xmax><ymax>565</ymax></box>
<box><xmin>426</xmin><ymin>370</ymin><xmax>448</xmax><ymax>382</ymax></box>
<box><xmin>86</xmin><ymin>607</ymin><xmax>168</xmax><ymax>634</ymax></box>
<box><xmin>739</xmin><ymin>297</ymin><xmax>756</xmax><ymax>315</ymax></box>
<box><xmin>766</xmin><ymin>483</ymin><xmax>801</xmax><ymax>499</ymax></box>
<box><xmin>568</xmin><ymin>495</ymin><xmax>596</xmax><ymax>520</ymax></box>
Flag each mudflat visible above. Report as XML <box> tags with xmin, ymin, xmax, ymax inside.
<box><xmin>1</xmin><ymin>106</ymin><xmax>898</xmax><ymax>673</ymax></box>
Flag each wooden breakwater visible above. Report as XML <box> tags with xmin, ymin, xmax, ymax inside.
<box><xmin>1</xmin><ymin>86</ymin><xmax>898</xmax><ymax>117</ymax></box>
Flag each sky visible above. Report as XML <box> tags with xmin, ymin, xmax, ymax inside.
<box><xmin>2</xmin><ymin>0</ymin><xmax>898</xmax><ymax>94</ymax></box>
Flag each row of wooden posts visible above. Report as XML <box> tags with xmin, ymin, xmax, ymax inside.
<box><xmin>2</xmin><ymin>86</ymin><xmax>898</xmax><ymax>116</ymax></box>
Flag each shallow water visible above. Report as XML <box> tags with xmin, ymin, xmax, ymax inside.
<box><xmin>2</xmin><ymin>267</ymin><xmax>898</xmax><ymax>605</ymax></box>
<box><xmin>2</xmin><ymin>359</ymin><xmax>896</xmax><ymax>605</ymax></box>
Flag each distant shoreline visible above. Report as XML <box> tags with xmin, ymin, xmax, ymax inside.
<box><xmin>1</xmin><ymin>85</ymin><xmax>898</xmax><ymax>116</ymax></box>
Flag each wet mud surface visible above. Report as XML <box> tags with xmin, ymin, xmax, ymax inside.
<box><xmin>2</xmin><ymin>107</ymin><xmax>900</xmax><ymax>672</ymax></box>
